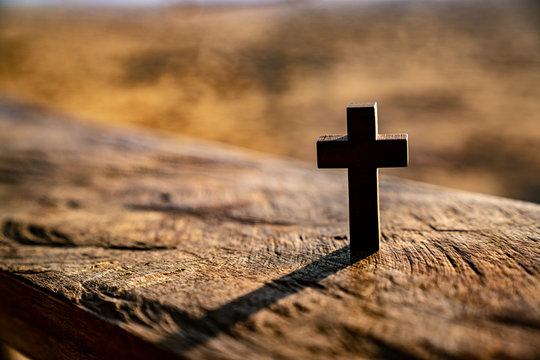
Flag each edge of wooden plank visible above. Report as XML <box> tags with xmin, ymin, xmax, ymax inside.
<box><xmin>0</xmin><ymin>272</ymin><xmax>179</xmax><ymax>360</ymax></box>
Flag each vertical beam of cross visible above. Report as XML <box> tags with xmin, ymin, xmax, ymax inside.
<box><xmin>347</xmin><ymin>104</ymin><xmax>380</xmax><ymax>255</ymax></box>
<box><xmin>317</xmin><ymin>102</ymin><xmax>408</xmax><ymax>256</ymax></box>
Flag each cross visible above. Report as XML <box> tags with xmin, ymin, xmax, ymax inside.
<box><xmin>317</xmin><ymin>102</ymin><xmax>408</xmax><ymax>256</ymax></box>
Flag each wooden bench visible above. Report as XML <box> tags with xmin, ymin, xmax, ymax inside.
<box><xmin>0</xmin><ymin>99</ymin><xmax>538</xmax><ymax>359</ymax></box>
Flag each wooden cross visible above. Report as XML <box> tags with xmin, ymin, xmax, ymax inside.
<box><xmin>317</xmin><ymin>102</ymin><xmax>408</xmax><ymax>255</ymax></box>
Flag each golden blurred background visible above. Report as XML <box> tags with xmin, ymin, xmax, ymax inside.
<box><xmin>1</xmin><ymin>0</ymin><xmax>539</xmax><ymax>202</ymax></box>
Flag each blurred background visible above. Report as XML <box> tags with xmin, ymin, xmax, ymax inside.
<box><xmin>0</xmin><ymin>0</ymin><xmax>539</xmax><ymax>202</ymax></box>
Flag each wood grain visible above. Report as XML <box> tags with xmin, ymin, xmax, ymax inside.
<box><xmin>0</xmin><ymin>98</ymin><xmax>538</xmax><ymax>359</ymax></box>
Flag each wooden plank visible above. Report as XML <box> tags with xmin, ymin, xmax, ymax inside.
<box><xmin>0</xmin><ymin>98</ymin><xmax>539</xmax><ymax>359</ymax></box>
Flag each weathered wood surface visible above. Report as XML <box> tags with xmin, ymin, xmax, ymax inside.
<box><xmin>0</xmin><ymin>98</ymin><xmax>539</xmax><ymax>359</ymax></box>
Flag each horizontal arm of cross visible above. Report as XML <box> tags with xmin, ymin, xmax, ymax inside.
<box><xmin>317</xmin><ymin>133</ymin><xmax>408</xmax><ymax>169</ymax></box>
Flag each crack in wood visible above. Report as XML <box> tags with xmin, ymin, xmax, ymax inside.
<box><xmin>1</xmin><ymin>219</ymin><xmax>75</xmax><ymax>247</ymax></box>
<box><xmin>489</xmin><ymin>313</ymin><xmax>540</xmax><ymax>331</ymax></box>
<box><xmin>1</xmin><ymin>219</ymin><xmax>174</xmax><ymax>251</ymax></box>
<box><xmin>125</xmin><ymin>203</ymin><xmax>297</xmax><ymax>226</ymax></box>
<box><xmin>449</xmin><ymin>244</ymin><xmax>485</xmax><ymax>277</ymax></box>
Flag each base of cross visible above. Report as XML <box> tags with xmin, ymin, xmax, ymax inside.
<box><xmin>317</xmin><ymin>102</ymin><xmax>408</xmax><ymax>256</ymax></box>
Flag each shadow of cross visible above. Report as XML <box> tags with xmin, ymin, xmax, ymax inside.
<box><xmin>317</xmin><ymin>102</ymin><xmax>408</xmax><ymax>256</ymax></box>
<box><xmin>159</xmin><ymin>247</ymin><xmax>358</xmax><ymax>355</ymax></box>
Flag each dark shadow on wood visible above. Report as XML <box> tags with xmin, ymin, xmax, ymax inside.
<box><xmin>159</xmin><ymin>246</ymin><xmax>369</xmax><ymax>355</ymax></box>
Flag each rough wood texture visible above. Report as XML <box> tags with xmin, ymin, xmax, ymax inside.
<box><xmin>0</xmin><ymin>98</ymin><xmax>539</xmax><ymax>359</ymax></box>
